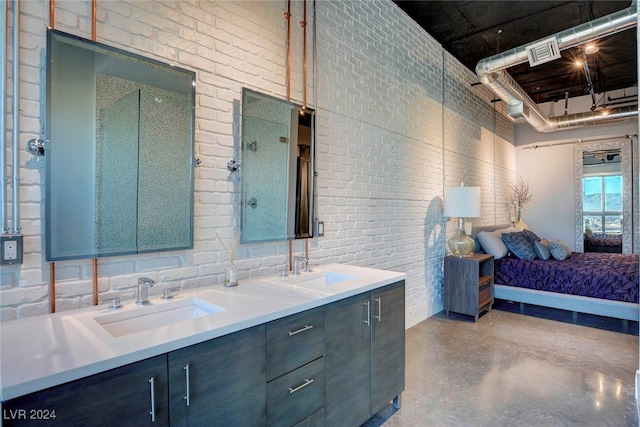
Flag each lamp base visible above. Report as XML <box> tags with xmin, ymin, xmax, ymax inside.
<box><xmin>447</xmin><ymin>218</ymin><xmax>475</xmax><ymax>257</ymax></box>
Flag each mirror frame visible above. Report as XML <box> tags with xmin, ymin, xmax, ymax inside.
<box><xmin>574</xmin><ymin>138</ymin><xmax>633</xmax><ymax>253</ymax></box>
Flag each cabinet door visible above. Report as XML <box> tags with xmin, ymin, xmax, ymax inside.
<box><xmin>2</xmin><ymin>355</ymin><xmax>169</xmax><ymax>427</ymax></box>
<box><xmin>168</xmin><ymin>325</ymin><xmax>266</xmax><ymax>427</ymax></box>
<box><xmin>371</xmin><ymin>281</ymin><xmax>405</xmax><ymax>414</ymax></box>
<box><xmin>324</xmin><ymin>292</ymin><xmax>371</xmax><ymax>426</ymax></box>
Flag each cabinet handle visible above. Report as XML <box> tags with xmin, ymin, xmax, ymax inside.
<box><xmin>288</xmin><ymin>324</ymin><xmax>314</xmax><ymax>336</ymax></box>
<box><xmin>149</xmin><ymin>377</ymin><xmax>156</xmax><ymax>423</ymax></box>
<box><xmin>288</xmin><ymin>378</ymin><xmax>314</xmax><ymax>394</ymax></box>
<box><xmin>364</xmin><ymin>301</ymin><xmax>370</xmax><ymax>326</ymax></box>
<box><xmin>184</xmin><ymin>364</ymin><xmax>190</xmax><ymax>407</ymax></box>
<box><xmin>374</xmin><ymin>297</ymin><xmax>382</xmax><ymax>322</ymax></box>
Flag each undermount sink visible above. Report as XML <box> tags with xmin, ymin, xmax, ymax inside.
<box><xmin>94</xmin><ymin>297</ymin><xmax>225</xmax><ymax>337</ymax></box>
<box><xmin>261</xmin><ymin>271</ymin><xmax>357</xmax><ymax>288</ymax></box>
<box><xmin>296</xmin><ymin>271</ymin><xmax>357</xmax><ymax>286</ymax></box>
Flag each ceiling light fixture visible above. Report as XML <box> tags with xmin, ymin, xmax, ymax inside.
<box><xmin>584</xmin><ymin>44</ymin><xmax>600</xmax><ymax>55</ymax></box>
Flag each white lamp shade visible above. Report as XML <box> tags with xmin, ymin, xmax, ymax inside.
<box><xmin>444</xmin><ymin>186</ymin><xmax>481</xmax><ymax>218</ymax></box>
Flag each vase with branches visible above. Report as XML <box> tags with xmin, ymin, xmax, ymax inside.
<box><xmin>509</xmin><ymin>177</ymin><xmax>532</xmax><ymax>222</ymax></box>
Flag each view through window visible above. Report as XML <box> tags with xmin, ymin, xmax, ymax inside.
<box><xmin>583</xmin><ymin>175</ymin><xmax>623</xmax><ymax>233</ymax></box>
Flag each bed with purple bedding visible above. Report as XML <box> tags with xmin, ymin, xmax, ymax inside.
<box><xmin>472</xmin><ymin>225</ymin><xmax>639</xmax><ymax>321</ymax></box>
<box><xmin>495</xmin><ymin>252</ymin><xmax>638</xmax><ymax>303</ymax></box>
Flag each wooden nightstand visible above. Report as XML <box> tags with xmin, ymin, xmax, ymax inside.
<box><xmin>444</xmin><ymin>253</ymin><xmax>494</xmax><ymax>321</ymax></box>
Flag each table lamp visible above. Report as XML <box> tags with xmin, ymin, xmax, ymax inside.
<box><xmin>444</xmin><ymin>184</ymin><xmax>481</xmax><ymax>257</ymax></box>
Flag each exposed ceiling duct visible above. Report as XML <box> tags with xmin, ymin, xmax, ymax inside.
<box><xmin>475</xmin><ymin>1</ymin><xmax>638</xmax><ymax>133</ymax></box>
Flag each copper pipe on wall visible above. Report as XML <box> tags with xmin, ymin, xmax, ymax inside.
<box><xmin>300</xmin><ymin>0</ymin><xmax>307</xmax><ymax>108</ymax></box>
<box><xmin>92</xmin><ymin>258</ymin><xmax>98</xmax><ymax>305</ymax></box>
<box><xmin>49</xmin><ymin>263</ymin><xmax>55</xmax><ymax>313</ymax></box>
<box><xmin>49</xmin><ymin>0</ymin><xmax>54</xmax><ymax>27</ymax></box>
<box><xmin>91</xmin><ymin>0</ymin><xmax>96</xmax><ymax>41</ymax></box>
<box><xmin>284</xmin><ymin>0</ymin><xmax>291</xmax><ymax>101</ymax></box>
<box><xmin>288</xmin><ymin>240</ymin><xmax>293</xmax><ymax>271</ymax></box>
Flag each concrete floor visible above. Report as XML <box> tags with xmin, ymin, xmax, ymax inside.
<box><xmin>366</xmin><ymin>309</ymin><xmax>639</xmax><ymax>427</ymax></box>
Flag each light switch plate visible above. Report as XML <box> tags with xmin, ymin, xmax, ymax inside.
<box><xmin>1</xmin><ymin>235</ymin><xmax>23</xmax><ymax>265</ymax></box>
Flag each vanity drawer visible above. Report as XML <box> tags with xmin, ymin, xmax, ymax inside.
<box><xmin>267</xmin><ymin>306</ymin><xmax>324</xmax><ymax>381</ymax></box>
<box><xmin>293</xmin><ymin>408</ymin><xmax>324</xmax><ymax>427</ymax></box>
<box><xmin>267</xmin><ymin>357</ymin><xmax>325</xmax><ymax>427</ymax></box>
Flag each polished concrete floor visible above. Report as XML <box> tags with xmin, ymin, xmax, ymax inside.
<box><xmin>366</xmin><ymin>309</ymin><xmax>639</xmax><ymax>427</ymax></box>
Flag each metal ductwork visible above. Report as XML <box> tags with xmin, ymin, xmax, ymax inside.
<box><xmin>475</xmin><ymin>1</ymin><xmax>638</xmax><ymax>133</ymax></box>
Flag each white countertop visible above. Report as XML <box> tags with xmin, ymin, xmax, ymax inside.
<box><xmin>0</xmin><ymin>264</ymin><xmax>405</xmax><ymax>401</ymax></box>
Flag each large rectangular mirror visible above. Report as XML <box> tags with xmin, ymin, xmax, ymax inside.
<box><xmin>46</xmin><ymin>30</ymin><xmax>195</xmax><ymax>261</ymax></box>
<box><xmin>574</xmin><ymin>139</ymin><xmax>633</xmax><ymax>254</ymax></box>
<box><xmin>241</xmin><ymin>89</ymin><xmax>315</xmax><ymax>243</ymax></box>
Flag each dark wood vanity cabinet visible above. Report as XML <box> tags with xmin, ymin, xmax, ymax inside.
<box><xmin>168</xmin><ymin>325</ymin><xmax>267</xmax><ymax>427</ymax></box>
<box><xmin>324</xmin><ymin>280</ymin><xmax>405</xmax><ymax>426</ymax></box>
<box><xmin>2</xmin><ymin>281</ymin><xmax>405</xmax><ymax>427</ymax></box>
<box><xmin>2</xmin><ymin>355</ymin><xmax>170</xmax><ymax>427</ymax></box>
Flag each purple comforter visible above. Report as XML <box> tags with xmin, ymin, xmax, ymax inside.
<box><xmin>494</xmin><ymin>252</ymin><xmax>639</xmax><ymax>303</ymax></box>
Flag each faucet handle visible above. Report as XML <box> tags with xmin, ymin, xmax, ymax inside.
<box><xmin>100</xmin><ymin>296</ymin><xmax>122</xmax><ymax>310</ymax></box>
<box><xmin>138</xmin><ymin>277</ymin><xmax>155</xmax><ymax>287</ymax></box>
<box><xmin>162</xmin><ymin>287</ymin><xmax>181</xmax><ymax>299</ymax></box>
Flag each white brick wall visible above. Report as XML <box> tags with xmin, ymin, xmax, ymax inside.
<box><xmin>1</xmin><ymin>0</ymin><xmax>515</xmax><ymax>328</ymax></box>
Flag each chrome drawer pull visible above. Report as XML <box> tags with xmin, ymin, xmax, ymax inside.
<box><xmin>364</xmin><ymin>301</ymin><xmax>370</xmax><ymax>326</ymax></box>
<box><xmin>374</xmin><ymin>297</ymin><xmax>382</xmax><ymax>322</ymax></box>
<box><xmin>149</xmin><ymin>377</ymin><xmax>156</xmax><ymax>423</ymax></box>
<box><xmin>288</xmin><ymin>378</ymin><xmax>314</xmax><ymax>394</ymax></box>
<box><xmin>184</xmin><ymin>364</ymin><xmax>190</xmax><ymax>407</ymax></box>
<box><xmin>288</xmin><ymin>324</ymin><xmax>314</xmax><ymax>336</ymax></box>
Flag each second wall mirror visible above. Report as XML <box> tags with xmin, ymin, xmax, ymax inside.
<box><xmin>241</xmin><ymin>89</ymin><xmax>315</xmax><ymax>243</ymax></box>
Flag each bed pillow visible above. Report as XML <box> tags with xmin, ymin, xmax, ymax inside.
<box><xmin>550</xmin><ymin>239</ymin><xmax>572</xmax><ymax>261</ymax></box>
<box><xmin>476</xmin><ymin>231</ymin><xmax>509</xmax><ymax>259</ymax></box>
<box><xmin>520</xmin><ymin>229</ymin><xmax>541</xmax><ymax>244</ymax></box>
<box><xmin>533</xmin><ymin>238</ymin><xmax>551</xmax><ymax>260</ymax></box>
<box><xmin>501</xmin><ymin>231</ymin><xmax>536</xmax><ymax>260</ymax></box>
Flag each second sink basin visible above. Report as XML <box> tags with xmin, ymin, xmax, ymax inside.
<box><xmin>94</xmin><ymin>297</ymin><xmax>225</xmax><ymax>337</ymax></box>
<box><xmin>297</xmin><ymin>271</ymin><xmax>357</xmax><ymax>286</ymax></box>
<box><xmin>260</xmin><ymin>271</ymin><xmax>357</xmax><ymax>289</ymax></box>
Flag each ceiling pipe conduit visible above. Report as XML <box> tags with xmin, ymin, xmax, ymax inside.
<box><xmin>475</xmin><ymin>1</ymin><xmax>637</xmax><ymax>132</ymax></box>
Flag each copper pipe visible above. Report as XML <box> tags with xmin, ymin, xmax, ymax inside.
<box><xmin>92</xmin><ymin>258</ymin><xmax>98</xmax><ymax>305</ymax></box>
<box><xmin>305</xmin><ymin>237</ymin><xmax>309</xmax><ymax>259</ymax></box>
<box><xmin>49</xmin><ymin>262</ymin><xmax>55</xmax><ymax>313</ymax></box>
<box><xmin>91</xmin><ymin>0</ymin><xmax>96</xmax><ymax>41</ymax></box>
<box><xmin>300</xmin><ymin>0</ymin><xmax>307</xmax><ymax>108</ymax></box>
<box><xmin>288</xmin><ymin>240</ymin><xmax>293</xmax><ymax>271</ymax></box>
<box><xmin>284</xmin><ymin>0</ymin><xmax>291</xmax><ymax>101</ymax></box>
<box><xmin>49</xmin><ymin>0</ymin><xmax>54</xmax><ymax>28</ymax></box>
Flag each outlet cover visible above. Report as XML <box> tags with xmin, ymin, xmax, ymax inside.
<box><xmin>1</xmin><ymin>235</ymin><xmax>23</xmax><ymax>265</ymax></box>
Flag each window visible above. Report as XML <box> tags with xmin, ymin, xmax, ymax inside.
<box><xmin>583</xmin><ymin>175</ymin><xmax>622</xmax><ymax>233</ymax></box>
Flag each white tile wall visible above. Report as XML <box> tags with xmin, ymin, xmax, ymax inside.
<box><xmin>1</xmin><ymin>0</ymin><xmax>515</xmax><ymax>327</ymax></box>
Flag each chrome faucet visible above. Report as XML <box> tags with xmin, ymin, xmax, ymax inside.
<box><xmin>293</xmin><ymin>256</ymin><xmax>309</xmax><ymax>275</ymax></box>
<box><xmin>136</xmin><ymin>277</ymin><xmax>156</xmax><ymax>305</ymax></box>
